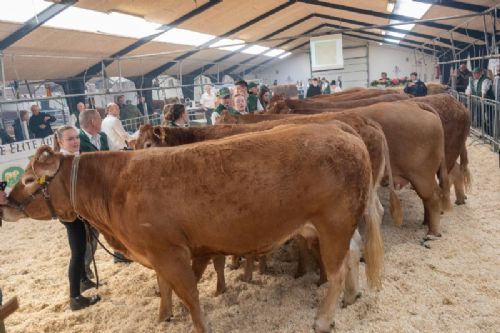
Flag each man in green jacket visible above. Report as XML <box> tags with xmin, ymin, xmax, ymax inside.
<box><xmin>247</xmin><ymin>82</ymin><xmax>263</xmax><ymax>113</ymax></box>
<box><xmin>78</xmin><ymin>110</ymin><xmax>130</xmax><ymax>276</ymax></box>
<box><xmin>211</xmin><ymin>87</ymin><xmax>237</xmax><ymax>124</ymax></box>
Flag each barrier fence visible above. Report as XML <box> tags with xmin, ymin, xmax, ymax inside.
<box><xmin>450</xmin><ymin>90</ymin><xmax>500</xmax><ymax>152</ymax></box>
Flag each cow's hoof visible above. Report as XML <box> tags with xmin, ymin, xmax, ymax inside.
<box><xmin>294</xmin><ymin>271</ymin><xmax>305</xmax><ymax>279</ymax></box>
<box><xmin>239</xmin><ymin>274</ymin><xmax>252</xmax><ymax>283</ymax></box>
<box><xmin>214</xmin><ymin>287</ymin><xmax>226</xmax><ymax>297</ymax></box>
<box><xmin>313</xmin><ymin>320</ymin><xmax>335</xmax><ymax>333</ymax></box>
<box><xmin>342</xmin><ymin>292</ymin><xmax>362</xmax><ymax>308</ymax></box>
<box><xmin>316</xmin><ymin>278</ymin><xmax>327</xmax><ymax>287</ymax></box>
<box><xmin>455</xmin><ymin>199</ymin><xmax>466</xmax><ymax>205</ymax></box>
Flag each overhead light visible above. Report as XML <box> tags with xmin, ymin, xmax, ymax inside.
<box><xmin>378</xmin><ymin>42</ymin><xmax>383</xmax><ymax>45</ymax></box>
<box><xmin>381</xmin><ymin>30</ymin><xmax>386</xmax><ymax>35</ymax></box>
<box><xmin>387</xmin><ymin>0</ymin><xmax>395</xmax><ymax>12</ymax></box>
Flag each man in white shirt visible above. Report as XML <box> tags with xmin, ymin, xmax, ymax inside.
<box><xmin>13</xmin><ymin>110</ymin><xmax>31</xmax><ymax>141</ymax></box>
<box><xmin>200</xmin><ymin>84</ymin><xmax>215</xmax><ymax>125</ymax></box>
<box><xmin>101</xmin><ymin>102</ymin><xmax>134</xmax><ymax>151</ymax></box>
<box><xmin>69</xmin><ymin>102</ymin><xmax>86</xmax><ymax>128</ymax></box>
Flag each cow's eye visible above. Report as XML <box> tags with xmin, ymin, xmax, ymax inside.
<box><xmin>144</xmin><ymin>141</ymin><xmax>152</xmax><ymax>148</ymax></box>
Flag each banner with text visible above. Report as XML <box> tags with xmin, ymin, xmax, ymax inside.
<box><xmin>0</xmin><ymin>136</ymin><xmax>54</xmax><ymax>189</ymax></box>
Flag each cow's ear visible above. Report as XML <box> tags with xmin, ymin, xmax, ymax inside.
<box><xmin>32</xmin><ymin>146</ymin><xmax>61</xmax><ymax>178</ymax></box>
<box><xmin>139</xmin><ymin>124</ymin><xmax>152</xmax><ymax>133</ymax></box>
<box><xmin>152</xmin><ymin>127</ymin><xmax>165</xmax><ymax>142</ymax></box>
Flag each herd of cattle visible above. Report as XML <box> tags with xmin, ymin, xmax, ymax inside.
<box><xmin>0</xmin><ymin>87</ymin><xmax>471</xmax><ymax>333</ymax></box>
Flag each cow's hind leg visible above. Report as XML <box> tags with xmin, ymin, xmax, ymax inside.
<box><xmin>156</xmin><ymin>275</ymin><xmax>173</xmax><ymax>322</ymax></box>
<box><xmin>342</xmin><ymin>230</ymin><xmax>362</xmax><ymax>307</ymax></box>
<box><xmin>212</xmin><ymin>255</ymin><xmax>226</xmax><ymax>296</ymax></box>
<box><xmin>311</xmin><ymin>214</ymin><xmax>354</xmax><ymax>333</ymax></box>
<box><xmin>155</xmin><ymin>248</ymin><xmax>210</xmax><ymax>333</ymax></box>
<box><xmin>412</xmin><ymin>177</ymin><xmax>442</xmax><ymax>237</ymax></box>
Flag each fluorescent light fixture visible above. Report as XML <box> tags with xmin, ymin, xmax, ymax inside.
<box><xmin>154</xmin><ymin>28</ymin><xmax>215</xmax><ymax>46</ymax></box>
<box><xmin>210</xmin><ymin>38</ymin><xmax>245</xmax><ymax>51</ymax></box>
<box><xmin>45</xmin><ymin>7</ymin><xmax>161</xmax><ymax>39</ymax></box>
<box><xmin>278</xmin><ymin>52</ymin><xmax>292</xmax><ymax>59</ymax></box>
<box><xmin>381</xmin><ymin>31</ymin><xmax>386</xmax><ymax>36</ymax></box>
<box><xmin>0</xmin><ymin>0</ymin><xmax>51</xmax><ymax>23</ymax></box>
<box><xmin>378</xmin><ymin>42</ymin><xmax>383</xmax><ymax>45</ymax></box>
<box><xmin>264</xmin><ymin>49</ymin><xmax>286</xmax><ymax>57</ymax></box>
<box><xmin>242</xmin><ymin>45</ymin><xmax>270</xmax><ymax>55</ymax></box>
<box><xmin>384</xmin><ymin>38</ymin><xmax>400</xmax><ymax>44</ymax></box>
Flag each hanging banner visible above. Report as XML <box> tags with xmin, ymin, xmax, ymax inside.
<box><xmin>0</xmin><ymin>136</ymin><xmax>54</xmax><ymax>190</ymax></box>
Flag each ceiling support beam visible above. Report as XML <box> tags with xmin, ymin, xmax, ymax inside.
<box><xmin>0</xmin><ymin>0</ymin><xmax>76</xmax><ymax>50</ymax></box>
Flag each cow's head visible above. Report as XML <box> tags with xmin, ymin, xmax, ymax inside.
<box><xmin>266</xmin><ymin>94</ymin><xmax>290</xmax><ymax>114</ymax></box>
<box><xmin>1</xmin><ymin>146</ymin><xmax>76</xmax><ymax>223</ymax></box>
<box><xmin>134</xmin><ymin>124</ymin><xmax>166</xmax><ymax>149</ymax></box>
<box><xmin>216</xmin><ymin>110</ymin><xmax>239</xmax><ymax>125</ymax></box>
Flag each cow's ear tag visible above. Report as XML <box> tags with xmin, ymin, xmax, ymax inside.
<box><xmin>36</xmin><ymin>176</ymin><xmax>46</xmax><ymax>185</ymax></box>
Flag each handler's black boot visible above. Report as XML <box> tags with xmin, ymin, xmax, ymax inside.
<box><xmin>70</xmin><ymin>295</ymin><xmax>101</xmax><ymax>311</ymax></box>
<box><xmin>80</xmin><ymin>278</ymin><xmax>97</xmax><ymax>293</ymax></box>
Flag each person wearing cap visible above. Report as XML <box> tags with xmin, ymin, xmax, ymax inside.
<box><xmin>466</xmin><ymin>67</ymin><xmax>494</xmax><ymax>99</ymax></box>
<box><xmin>404</xmin><ymin>72</ymin><xmax>427</xmax><ymax>97</ymax></box>
<box><xmin>211</xmin><ymin>87</ymin><xmax>237</xmax><ymax>124</ymax></box>
<box><xmin>247</xmin><ymin>82</ymin><xmax>263</xmax><ymax>113</ymax></box>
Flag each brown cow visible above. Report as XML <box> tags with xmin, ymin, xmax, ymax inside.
<box><xmin>215</xmin><ymin>102</ymin><xmax>450</xmax><ymax>236</ymax></box>
<box><xmin>268</xmin><ymin>93</ymin><xmax>470</xmax><ymax>207</ymax></box>
<box><xmin>412</xmin><ymin>94</ymin><xmax>471</xmax><ymax>204</ymax></box>
<box><xmin>307</xmin><ymin>88</ymin><xmax>403</xmax><ymax>101</ymax></box>
<box><xmin>137</xmin><ymin>113</ymin><xmax>401</xmax><ymax>286</ymax></box>
<box><xmin>268</xmin><ymin>93</ymin><xmax>410</xmax><ymax>114</ymax></box>
<box><xmin>2</xmin><ymin>123</ymin><xmax>380</xmax><ymax>333</ymax></box>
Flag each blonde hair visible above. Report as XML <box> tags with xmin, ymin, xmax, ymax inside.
<box><xmin>53</xmin><ymin>125</ymin><xmax>78</xmax><ymax>152</ymax></box>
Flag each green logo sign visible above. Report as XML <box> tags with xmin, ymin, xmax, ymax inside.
<box><xmin>2</xmin><ymin>166</ymin><xmax>24</xmax><ymax>188</ymax></box>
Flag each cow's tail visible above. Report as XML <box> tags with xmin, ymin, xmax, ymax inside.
<box><xmin>380</xmin><ymin>130</ymin><xmax>403</xmax><ymax>226</ymax></box>
<box><xmin>460</xmin><ymin>144</ymin><xmax>472</xmax><ymax>192</ymax></box>
<box><xmin>363</xmin><ymin>185</ymin><xmax>384</xmax><ymax>290</ymax></box>
<box><xmin>438</xmin><ymin>152</ymin><xmax>453</xmax><ymax>212</ymax></box>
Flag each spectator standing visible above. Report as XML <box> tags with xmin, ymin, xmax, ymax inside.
<box><xmin>137</xmin><ymin>95</ymin><xmax>151</xmax><ymax>117</ymax></box>
<box><xmin>28</xmin><ymin>104</ymin><xmax>56</xmax><ymax>138</ymax></box>
<box><xmin>452</xmin><ymin>63</ymin><xmax>472</xmax><ymax>93</ymax></box>
<box><xmin>259</xmin><ymin>86</ymin><xmax>271</xmax><ymax>110</ymax></box>
<box><xmin>165</xmin><ymin>104</ymin><xmax>189</xmax><ymax>127</ymax></box>
<box><xmin>321</xmin><ymin>77</ymin><xmax>331</xmax><ymax>94</ymax></box>
<box><xmin>329</xmin><ymin>80</ymin><xmax>342</xmax><ymax>93</ymax></box>
<box><xmin>200</xmin><ymin>84</ymin><xmax>216</xmax><ymax>125</ymax></box>
<box><xmin>247</xmin><ymin>82</ymin><xmax>263</xmax><ymax>113</ymax></box>
<box><xmin>101</xmin><ymin>102</ymin><xmax>134</xmax><ymax>151</ymax></box>
<box><xmin>0</xmin><ymin>127</ymin><xmax>13</xmax><ymax>144</ymax></box>
<box><xmin>234</xmin><ymin>94</ymin><xmax>249</xmax><ymax>115</ymax></box>
<box><xmin>306</xmin><ymin>78</ymin><xmax>322</xmax><ymax>97</ymax></box>
<box><xmin>404</xmin><ymin>72</ymin><xmax>428</xmax><ymax>97</ymax></box>
<box><xmin>69</xmin><ymin>101</ymin><xmax>86</xmax><ymax>128</ymax></box>
<box><xmin>13</xmin><ymin>110</ymin><xmax>31</xmax><ymax>141</ymax></box>
<box><xmin>116</xmin><ymin>95</ymin><xmax>126</xmax><ymax>112</ymax></box>
<box><xmin>466</xmin><ymin>67</ymin><xmax>494</xmax><ymax>99</ymax></box>
<box><xmin>211</xmin><ymin>87</ymin><xmax>237</xmax><ymax>124</ymax></box>
<box><xmin>120</xmin><ymin>100</ymin><xmax>141</xmax><ymax>121</ymax></box>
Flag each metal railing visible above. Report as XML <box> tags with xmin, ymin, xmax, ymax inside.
<box><xmin>450</xmin><ymin>90</ymin><xmax>500</xmax><ymax>151</ymax></box>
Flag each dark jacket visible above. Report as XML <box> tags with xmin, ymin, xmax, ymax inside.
<box><xmin>404</xmin><ymin>80</ymin><xmax>428</xmax><ymax>97</ymax></box>
<box><xmin>137</xmin><ymin>101</ymin><xmax>153</xmax><ymax>116</ymax></box>
<box><xmin>0</xmin><ymin>128</ymin><xmax>13</xmax><ymax>144</ymax></box>
<box><xmin>28</xmin><ymin>112</ymin><xmax>56</xmax><ymax>138</ymax></box>
<box><xmin>306</xmin><ymin>85</ymin><xmax>322</xmax><ymax>98</ymax></box>
<box><xmin>13</xmin><ymin>119</ymin><xmax>31</xmax><ymax>141</ymax></box>
<box><xmin>79</xmin><ymin>129</ymin><xmax>110</xmax><ymax>153</ymax></box>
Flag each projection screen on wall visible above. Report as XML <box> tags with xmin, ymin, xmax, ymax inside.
<box><xmin>310</xmin><ymin>34</ymin><xmax>344</xmax><ymax>71</ymax></box>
